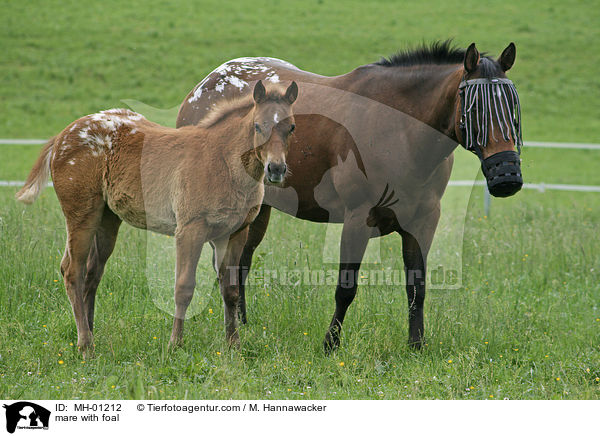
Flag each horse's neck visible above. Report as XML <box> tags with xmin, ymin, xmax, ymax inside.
<box><xmin>331</xmin><ymin>64</ymin><xmax>463</xmax><ymax>174</ymax></box>
<box><xmin>334</xmin><ymin>64</ymin><xmax>463</xmax><ymax>138</ymax></box>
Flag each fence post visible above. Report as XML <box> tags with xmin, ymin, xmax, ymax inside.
<box><xmin>484</xmin><ymin>184</ymin><xmax>491</xmax><ymax>217</ymax></box>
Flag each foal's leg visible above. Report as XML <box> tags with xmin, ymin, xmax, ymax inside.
<box><xmin>62</xmin><ymin>207</ymin><xmax>104</xmax><ymax>357</ymax></box>
<box><xmin>82</xmin><ymin>208</ymin><xmax>122</xmax><ymax>332</ymax></box>
<box><xmin>237</xmin><ymin>204</ymin><xmax>271</xmax><ymax>324</ymax></box>
<box><xmin>215</xmin><ymin>227</ymin><xmax>250</xmax><ymax>347</ymax></box>
<box><xmin>400</xmin><ymin>231</ymin><xmax>426</xmax><ymax>348</ymax></box>
<box><xmin>169</xmin><ymin>221</ymin><xmax>207</xmax><ymax>348</ymax></box>
<box><xmin>323</xmin><ymin>213</ymin><xmax>371</xmax><ymax>353</ymax></box>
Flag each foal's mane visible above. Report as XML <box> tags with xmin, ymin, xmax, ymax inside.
<box><xmin>376</xmin><ymin>40</ymin><xmax>502</xmax><ymax>78</ymax></box>
<box><xmin>198</xmin><ymin>85</ymin><xmax>289</xmax><ymax>128</ymax></box>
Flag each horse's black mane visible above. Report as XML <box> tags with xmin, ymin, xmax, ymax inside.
<box><xmin>376</xmin><ymin>40</ymin><xmax>502</xmax><ymax>78</ymax></box>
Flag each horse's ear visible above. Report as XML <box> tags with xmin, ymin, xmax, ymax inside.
<box><xmin>285</xmin><ymin>81</ymin><xmax>298</xmax><ymax>104</ymax></box>
<box><xmin>498</xmin><ymin>42</ymin><xmax>516</xmax><ymax>72</ymax></box>
<box><xmin>253</xmin><ymin>80</ymin><xmax>266</xmax><ymax>104</ymax></box>
<box><xmin>464</xmin><ymin>43</ymin><xmax>480</xmax><ymax>73</ymax></box>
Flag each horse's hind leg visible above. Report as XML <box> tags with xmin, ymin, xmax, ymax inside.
<box><xmin>61</xmin><ymin>203</ymin><xmax>105</xmax><ymax>357</ymax></box>
<box><xmin>238</xmin><ymin>204</ymin><xmax>271</xmax><ymax>324</ymax></box>
<box><xmin>169</xmin><ymin>221</ymin><xmax>207</xmax><ymax>348</ymax></box>
<box><xmin>83</xmin><ymin>208</ymin><xmax>122</xmax><ymax>332</ymax></box>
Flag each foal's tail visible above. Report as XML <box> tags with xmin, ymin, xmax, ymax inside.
<box><xmin>15</xmin><ymin>136</ymin><xmax>56</xmax><ymax>204</ymax></box>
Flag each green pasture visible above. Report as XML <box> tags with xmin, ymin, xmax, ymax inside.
<box><xmin>0</xmin><ymin>0</ymin><xmax>599</xmax><ymax>400</ymax></box>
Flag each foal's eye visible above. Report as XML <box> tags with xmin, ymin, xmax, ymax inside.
<box><xmin>289</xmin><ymin>124</ymin><xmax>295</xmax><ymax>133</ymax></box>
<box><xmin>254</xmin><ymin>123</ymin><xmax>261</xmax><ymax>133</ymax></box>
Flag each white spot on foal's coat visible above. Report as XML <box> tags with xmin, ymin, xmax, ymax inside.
<box><xmin>68</xmin><ymin>159</ymin><xmax>76</xmax><ymax>165</ymax></box>
<box><xmin>273</xmin><ymin>112</ymin><xmax>279</xmax><ymax>123</ymax></box>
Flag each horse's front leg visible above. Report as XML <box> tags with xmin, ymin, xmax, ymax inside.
<box><xmin>400</xmin><ymin>230</ymin><xmax>427</xmax><ymax>348</ymax></box>
<box><xmin>214</xmin><ymin>226</ymin><xmax>250</xmax><ymax>348</ymax></box>
<box><xmin>399</xmin><ymin>203</ymin><xmax>440</xmax><ymax>349</ymax></box>
<box><xmin>323</xmin><ymin>212</ymin><xmax>371</xmax><ymax>353</ymax></box>
<box><xmin>169</xmin><ymin>221</ymin><xmax>206</xmax><ymax>348</ymax></box>
<box><xmin>238</xmin><ymin>204</ymin><xmax>272</xmax><ymax>324</ymax></box>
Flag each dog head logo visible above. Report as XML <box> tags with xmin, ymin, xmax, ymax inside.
<box><xmin>3</xmin><ymin>402</ymin><xmax>50</xmax><ymax>433</ymax></box>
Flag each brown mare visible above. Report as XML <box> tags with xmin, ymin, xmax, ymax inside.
<box><xmin>17</xmin><ymin>80</ymin><xmax>298</xmax><ymax>356</ymax></box>
<box><xmin>177</xmin><ymin>41</ymin><xmax>524</xmax><ymax>351</ymax></box>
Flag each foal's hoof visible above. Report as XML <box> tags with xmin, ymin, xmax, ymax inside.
<box><xmin>168</xmin><ymin>336</ymin><xmax>184</xmax><ymax>350</ymax></box>
<box><xmin>79</xmin><ymin>344</ymin><xmax>95</xmax><ymax>360</ymax></box>
<box><xmin>227</xmin><ymin>332</ymin><xmax>241</xmax><ymax>350</ymax></box>
<box><xmin>77</xmin><ymin>335</ymin><xmax>95</xmax><ymax>359</ymax></box>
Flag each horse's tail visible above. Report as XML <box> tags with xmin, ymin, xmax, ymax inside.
<box><xmin>15</xmin><ymin>136</ymin><xmax>56</xmax><ymax>204</ymax></box>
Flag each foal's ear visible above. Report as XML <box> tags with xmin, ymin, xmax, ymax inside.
<box><xmin>498</xmin><ymin>42</ymin><xmax>516</xmax><ymax>72</ymax></box>
<box><xmin>464</xmin><ymin>43</ymin><xmax>480</xmax><ymax>73</ymax></box>
<box><xmin>284</xmin><ymin>81</ymin><xmax>298</xmax><ymax>105</ymax></box>
<box><xmin>253</xmin><ymin>80</ymin><xmax>266</xmax><ymax>104</ymax></box>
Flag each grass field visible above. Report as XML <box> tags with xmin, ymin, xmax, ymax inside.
<box><xmin>1</xmin><ymin>0</ymin><xmax>599</xmax><ymax>400</ymax></box>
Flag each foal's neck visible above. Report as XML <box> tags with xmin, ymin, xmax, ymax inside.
<box><xmin>219</xmin><ymin>110</ymin><xmax>264</xmax><ymax>184</ymax></box>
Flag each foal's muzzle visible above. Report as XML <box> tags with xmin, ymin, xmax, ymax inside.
<box><xmin>266</xmin><ymin>162</ymin><xmax>287</xmax><ymax>184</ymax></box>
<box><xmin>482</xmin><ymin>150</ymin><xmax>523</xmax><ymax>197</ymax></box>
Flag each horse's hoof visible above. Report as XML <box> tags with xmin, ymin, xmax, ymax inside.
<box><xmin>323</xmin><ymin>332</ymin><xmax>340</xmax><ymax>355</ymax></box>
<box><xmin>408</xmin><ymin>338</ymin><xmax>423</xmax><ymax>350</ymax></box>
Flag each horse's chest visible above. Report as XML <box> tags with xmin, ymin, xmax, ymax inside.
<box><xmin>205</xmin><ymin>185</ymin><xmax>264</xmax><ymax>235</ymax></box>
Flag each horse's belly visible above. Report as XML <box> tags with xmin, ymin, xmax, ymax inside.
<box><xmin>105</xmin><ymin>181</ymin><xmax>176</xmax><ymax>235</ymax></box>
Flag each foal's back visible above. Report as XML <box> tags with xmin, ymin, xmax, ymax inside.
<box><xmin>51</xmin><ymin>109</ymin><xmax>156</xmax><ymax>227</ymax></box>
<box><xmin>50</xmin><ymin>108</ymin><xmax>246</xmax><ymax>236</ymax></box>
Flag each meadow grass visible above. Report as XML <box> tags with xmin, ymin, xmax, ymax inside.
<box><xmin>0</xmin><ymin>184</ymin><xmax>598</xmax><ymax>400</ymax></box>
<box><xmin>0</xmin><ymin>0</ymin><xmax>599</xmax><ymax>400</ymax></box>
